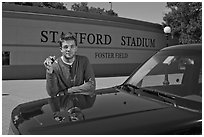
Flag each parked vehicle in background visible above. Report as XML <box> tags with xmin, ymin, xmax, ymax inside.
<box><xmin>9</xmin><ymin>44</ymin><xmax>202</xmax><ymax>134</ymax></box>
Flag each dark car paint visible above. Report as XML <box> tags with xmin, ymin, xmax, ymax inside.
<box><xmin>10</xmin><ymin>87</ymin><xmax>201</xmax><ymax>134</ymax></box>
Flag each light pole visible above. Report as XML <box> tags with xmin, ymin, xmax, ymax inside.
<box><xmin>163</xmin><ymin>26</ymin><xmax>171</xmax><ymax>47</ymax></box>
<box><xmin>163</xmin><ymin>26</ymin><xmax>171</xmax><ymax>86</ymax></box>
<box><xmin>109</xmin><ymin>2</ymin><xmax>112</xmax><ymax>10</ymax></box>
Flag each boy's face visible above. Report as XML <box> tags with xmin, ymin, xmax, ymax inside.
<box><xmin>60</xmin><ymin>40</ymin><xmax>77</xmax><ymax>60</ymax></box>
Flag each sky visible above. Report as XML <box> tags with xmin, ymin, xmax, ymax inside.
<box><xmin>65</xmin><ymin>2</ymin><xmax>169</xmax><ymax>25</ymax></box>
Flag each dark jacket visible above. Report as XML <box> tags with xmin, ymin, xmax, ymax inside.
<box><xmin>46</xmin><ymin>55</ymin><xmax>96</xmax><ymax>97</ymax></box>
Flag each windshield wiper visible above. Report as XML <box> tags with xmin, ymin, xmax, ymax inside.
<box><xmin>120</xmin><ymin>84</ymin><xmax>201</xmax><ymax>112</ymax></box>
<box><xmin>140</xmin><ymin>87</ymin><xmax>202</xmax><ymax>112</ymax></box>
<box><xmin>122</xmin><ymin>83</ymin><xmax>139</xmax><ymax>89</ymax></box>
<box><xmin>121</xmin><ymin>83</ymin><xmax>177</xmax><ymax>106</ymax></box>
<box><xmin>140</xmin><ymin>87</ymin><xmax>177</xmax><ymax>107</ymax></box>
<box><xmin>119</xmin><ymin>84</ymin><xmax>140</xmax><ymax>95</ymax></box>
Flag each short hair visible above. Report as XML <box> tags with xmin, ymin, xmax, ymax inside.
<box><xmin>59</xmin><ymin>32</ymin><xmax>77</xmax><ymax>47</ymax></box>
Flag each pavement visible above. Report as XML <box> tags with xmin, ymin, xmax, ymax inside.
<box><xmin>2</xmin><ymin>76</ymin><xmax>127</xmax><ymax>135</ymax></box>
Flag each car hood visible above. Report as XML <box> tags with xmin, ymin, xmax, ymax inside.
<box><xmin>11</xmin><ymin>87</ymin><xmax>201</xmax><ymax>134</ymax></box>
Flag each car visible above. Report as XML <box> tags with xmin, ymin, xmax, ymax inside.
<box><xmin>8</xmin><ymin>44</ymin><xmax>202</xmax><ymax>135</ymax></box>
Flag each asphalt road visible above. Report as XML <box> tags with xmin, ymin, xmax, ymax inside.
<box><xmin>2</xmin><ymin>76</ymin><xmax>127</xmax><ymax>135</ymax></box>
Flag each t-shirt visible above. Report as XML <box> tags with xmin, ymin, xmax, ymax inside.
<box><xmin>46</xmin><ymin>55</ymin><xmax>95</xmax><ymax>97</ymax></box>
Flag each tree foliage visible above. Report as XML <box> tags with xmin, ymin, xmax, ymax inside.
<box><xmin>163</xmin><ymin>2</ymin><xmax>202</xmax><ymax>44</ymax></box>
<box><xmin>4</xmin><ymin>2</ymin><xmax>118</xmax><ymax>17</ymax></box>
<box><xmin>71</xmin><ymin>2</ymin><xmax>118</xmax><ymax>16</ymax></box>
<box><xmin>3</xmin><ymin>2</ymin><xmax>67</xmax><ymax>10</ymax></box>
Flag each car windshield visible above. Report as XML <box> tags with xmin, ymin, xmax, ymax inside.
<box><xmin>126</xmin><ymin>49</ymin><xmax>202</xmax><ymax>103</ymax></box>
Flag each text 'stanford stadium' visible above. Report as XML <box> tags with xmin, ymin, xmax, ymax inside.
<box><xmin>2</xmin><ymin>4</ymin><xmax>178</xmax><ymax>80</ymax></box>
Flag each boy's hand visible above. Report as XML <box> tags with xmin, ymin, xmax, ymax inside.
<box><xmin>44</xmin><ymin>56</ymin><xmax>55</xmax><ymax>74</ymax></box>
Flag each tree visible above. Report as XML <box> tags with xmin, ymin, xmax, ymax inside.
<box><xmin>71</xmin><ymin>2</ymin><xmax>118</xmax><ymax>17</ymax></box>
<box><xmin>3</xmin><ymin>2</ymin><xmax>67</xmax><ymax>10</ymax></box>
<box><xmin>105</xmin><ymin>9</ymin><xmax>118</xmax><ymax>16</ymax></box>
<box><xmin>163</xmin><ymin>2</ymin><xmax>202</xmax><ymax>44</ymax></box>
<box><xmin>4</xmin><ymin>2</ymin><xmax>118</xmax><ymax>17</ymax></box>
<box><xmin>71</xmin><ymin>2</ymin><xmax>89</xmax><ymax>12</ymax></box>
